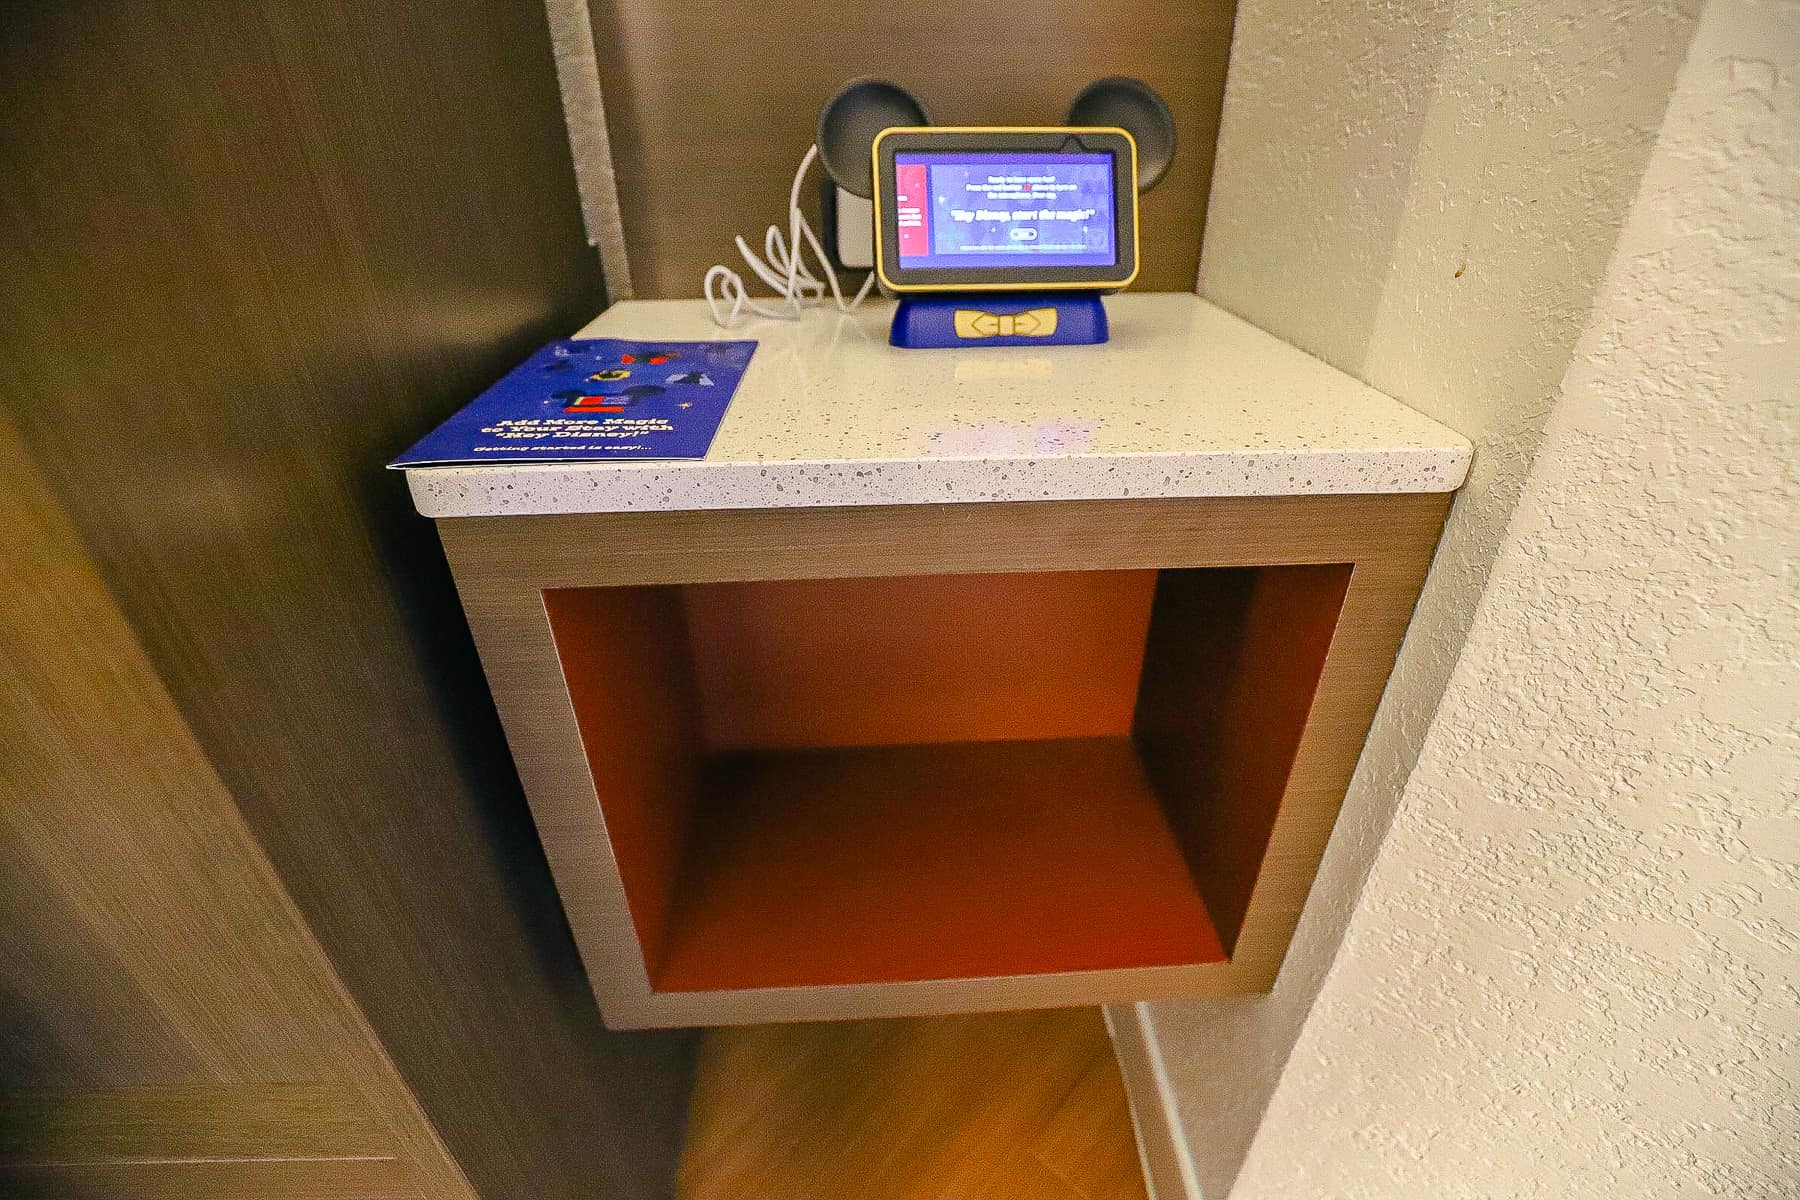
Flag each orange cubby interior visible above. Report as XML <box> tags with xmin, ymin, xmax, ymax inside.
<box><xmin>543</xmin><ymin>564</ymin><xmax>1351</xmax><ymax>993</ymax></box>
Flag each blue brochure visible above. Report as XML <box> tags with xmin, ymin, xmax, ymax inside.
<box><xmin>389</xmin><ymin>337</ymin><xmax>756</xmax><ymax>467</ymax></box>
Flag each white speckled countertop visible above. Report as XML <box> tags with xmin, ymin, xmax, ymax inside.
<box><xmin>404</xmin><ymin>293</ymin><xmax>1470</xmax><ymax>517</ymax></box>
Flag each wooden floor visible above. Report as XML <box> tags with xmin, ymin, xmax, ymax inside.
<box><xmin>677</xmin><ymin>1007</ymin><xmax>1149</xmax><ymax>1200</ymax></box>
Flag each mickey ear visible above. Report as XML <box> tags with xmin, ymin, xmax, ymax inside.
<box><xmin>1066</xmin><ymin>77</ymin><xmax>1176</xmax><ymax>192</ymax></box>
<box><xmin>817</xmin><ymin>78</ymin><xmax>930</xmax><ymax>199</ymax></box>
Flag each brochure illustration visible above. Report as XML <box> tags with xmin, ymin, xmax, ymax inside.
<box><xmin>390</xmin><ymin>337</ymin><xmax>756</xmax><ymax>467</ymax></box>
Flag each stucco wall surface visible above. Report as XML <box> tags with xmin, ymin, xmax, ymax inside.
<box><xmin>1224</xmin><ymin>0</ymin><xmax>1800</xmax><ymax>1193</ymax></box>
<box><xmin>1151</xmin><ymin>1</ymin><xmax>1703</xmax><ymax>1188</ymax></box>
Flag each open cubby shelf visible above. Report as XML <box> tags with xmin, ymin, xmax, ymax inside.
<box><xmin>543</xmin><ymin>563</ymin><xmax>1353</xmax><ymax>997</ymax></box>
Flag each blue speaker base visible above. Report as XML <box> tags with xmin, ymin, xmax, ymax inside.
<box><xmin>889</xmin><ymin>293</ymin><xmax>1109</xmax><ymax>349</ymax></box>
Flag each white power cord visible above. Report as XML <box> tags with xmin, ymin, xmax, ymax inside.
<box><xmin>704</xmin><ymin>144</ymin><xmax>876</xmax><ymax>327</ymax></box>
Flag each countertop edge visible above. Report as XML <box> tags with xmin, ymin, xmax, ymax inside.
<box><xmin>404</xmin><ymin>444</ymin><xmax>1472</xmax><ymax>519</ymax></box>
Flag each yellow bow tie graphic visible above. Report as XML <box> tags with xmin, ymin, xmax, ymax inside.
<box><xmin>953</xmin><ymin>307</ymin><xmax>1061</xmax><ymax>339</ymax></box>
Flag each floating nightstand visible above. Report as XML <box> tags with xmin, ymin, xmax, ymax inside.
<box><xmin>404</xmin><ymin>293</ymin><xmax>1470</xmax><ymax>1029</ymax></box>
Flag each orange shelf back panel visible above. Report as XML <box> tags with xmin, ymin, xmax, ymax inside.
<box><xmin>682</xmin><ymin>570</ymin><xmax>1158</xmax><ymax>751</ymax></box>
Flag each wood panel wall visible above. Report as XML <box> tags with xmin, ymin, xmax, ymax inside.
<box><xmin>0</xmin><ymin>3</ymin><xmax>695</xmax><ymax>1197</ymax></box>
<box><xmin>586</xmin><ymin>0</ymin><xmax>1240</xmax><ymax>296</ymax></box>
<box><xmin>0</xmin><ymin>415</ymin><xmax>472</xmax><ymax>1199</ymax></box>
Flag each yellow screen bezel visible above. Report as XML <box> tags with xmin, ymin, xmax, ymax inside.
<box><xmin>871</xmin><ymin>127</ymin><xmax>1141</xmax><ymax>293</ymax></box>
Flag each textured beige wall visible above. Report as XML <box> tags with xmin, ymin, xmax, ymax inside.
<box><xmin>1146</xmin><ymin>1</ymin><xmax>1703</xmax><ymax>1189</ymax></box>
<box><xmin>1229</xmin><ymin>1</ymin><xmax>1800</xmax><ymax>1191</ymax></box>
<box><xmin>1148</xmin><ymin>0</ymin><xmax>1800</xmax><ymax>1194</ymax></box>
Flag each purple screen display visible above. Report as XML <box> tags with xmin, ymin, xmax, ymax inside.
<box><xmin>893</xmin><ymin>152</ymin><xmax>1116</xmax><ymax>270</ymax></box>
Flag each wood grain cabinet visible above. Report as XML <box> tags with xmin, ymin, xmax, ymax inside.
<box><xmin>410</xmin><ymin>295</ymin><xmax>1470</xmax><ymax>1028</ymax></box>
